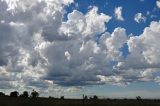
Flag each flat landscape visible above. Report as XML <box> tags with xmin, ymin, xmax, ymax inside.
<box><xmin>1</xmin><ymin>97</ymin><xmax>160</xmax><ymax>106</ymax></box>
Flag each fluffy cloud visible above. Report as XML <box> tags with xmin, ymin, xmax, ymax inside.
<box><xmin>60</xmin><ymin>7</ymin><xmax>111</xmax><ymax>38</ymax></box>
<box><xmin>114</xmin><ymin>6</ymin><xmax>124</xmax><ymax>21</ymax></box>
<box><xmin>121</xmin><ymin>21</ymin><xmax>160</xmax><ymax>67</ymax></box>
<box><xmin>134</xmin><ymin>13</ymin><xmax>146</xmax><ymax>23</ymax></box>
<box><xmin>156</xmin><ymin>0</ymin><xmax>160</xmax><ymax>9</ymax></box>
<box><xmin>0</xmin><ymin>0</ymin><xmax>75</xmax><ymax>93</ymax></box>
<box><xmin>0</xmin><ymin>0</ymin><xmax>115</xmax><ymax>92</ymax></box>
<box><xmin>104</xmin><ymin>28</ymin><xmax>128</xmax><ymax>60</ymax></box>
<box><xmin>117</xmin><ymin>21</ymin><xmax>160</xmax><ymax>83</ymax></box>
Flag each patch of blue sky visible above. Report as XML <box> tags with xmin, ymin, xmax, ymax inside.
<box><xmin>82</xmin><ymin>82</ymin><xmax>160</xmax><ymax>98</ymax></box>
<box><xmin>64</xmin><ymin>0</ymin><xmax>160</xmax><ymax>36</ymax></box>
<box><xmin>119</xmin><ymin>43</ymin><xmax>129</xmax><ymax>58</ymax></box>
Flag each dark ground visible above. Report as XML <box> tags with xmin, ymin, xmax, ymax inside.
<box><xmin>0</xmin><ymin>97</ymin><xmax>160</xmax><ymax>106</ymax></box>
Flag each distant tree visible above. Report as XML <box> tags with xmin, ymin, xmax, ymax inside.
<box><xmin>60</xmin><ymin>96</ymin><xmax>64</xmax><ymax>99</ymax></box>
<box><xmin>124</xmin><ymin>98</ymin><xmax>127</xmax><ymax>100</ymax></box>
<box><xmin>136</xmin><ymin>96</ymin><xmax>142</xmax><ymax>101</ymax></box>
<box><xmin>10</xmin><ymin>91</ymin><xmax>19</xmax><ymax>97</ymax></box>
<box><xmin>31</xmin><ymin>90</ymin><xmax>39</xmax><ymax>98</ymax></box>
<box><xmin>106</xmin><ymin>98</ymin><xmax>110</xmax><ymax>101</ymax></box>
<box><xmin>0</xmin><ymin>92</ymin><xmax>5</xmax><ymax>97</ymax></box>
<box><xmin>20</xmin><ymin>91</ymin><xmax>29</xmax><ymax>98</ymax></box>
<box><xmin>84</xmin><ymin>96</ymin><xmax>88</xmax><ymax>100</ymax></box>
<box><xmin>83</xmin><ymin>95</ymin><xmax>88</xmax><ymax>104</ymax></box>
<box><xmin>93</xmin><ymin>95</ymin><xmax>98</xmax><ymax>100</ymax></box>
<box><xmin>49</xmin><ymin>96</ymin><xmax>51</xmax><ymax>98</ymax></box>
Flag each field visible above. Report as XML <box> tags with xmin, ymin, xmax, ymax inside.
<box><xmin>1</xmin><ymin>97</ymin><xmax>160</xmax><ymax>106</ymax></box>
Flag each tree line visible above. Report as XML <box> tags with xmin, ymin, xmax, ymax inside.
<box><xmin>0</xmin><ymin>90</ymin><xmax>39</xmax><ymax>98</ymax></box>
<box><xmin>0</xmin><ymin>90</ymin><xmax>144</xmax><ymax>101</ymax></box>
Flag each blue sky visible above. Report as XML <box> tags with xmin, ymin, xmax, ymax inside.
<box><xmin>65</xmin><ymin>0</ymin><xmax>160</xmax><ymax>35</ymax></box>
<box><xmin>0</xmin><ymin>0</ymin><xmax>160</xmax><ymax>98</ymax></box>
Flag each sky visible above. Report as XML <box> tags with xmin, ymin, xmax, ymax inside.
<box><xmin>0</xmin><ymin>0</ymin><xmax>160</xmax><ymax>99</ymax></box>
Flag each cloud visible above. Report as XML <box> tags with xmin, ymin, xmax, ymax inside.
<box><xmin>156</xmin><ymin>0</ymin><xmax>160</xmax><ymax>9</ymax></box>
<box><xmin>117</xmin><ymin>21</ymin><xmax>160</xmax><ymax>83</ymax></box>
<box><xmin>114</xmin><ymin>6</ymin><xmax>124</xmax><ymax>21</ymax></box>
<box><xmin>0</xmin><ymin>0</ymin><xmax>160</xmax><ymax>96</ymax></box>
<box><xmin>134</xmin><ymin>13</ymin><xmax>146</xmax><ymax>23</ymax></box>
<box><xmin>129</xmin><ymin>21</ymin><xmax>160</xmax><ymax>65</ymax></box>
<box><xmin>97</xmin><ymin>75</ymin><xmax>129</xmax><ymax>86</ymax></box>
<box><xmin>0</xmin><ymin>0</ymin><xmax>114</xmax><ymax>91</ymax></box>
<box><xmin>0</xmin><ymin>0</ymin><xmax>75</xmax><ymax>92</ymax></box>
<box><xmin>60</xmin><ymin>7</ymin><xmax>112</xmax><ymax>38</ymax></box>
<box><xmin>42</xmin><ymin>25</ymin><xmax>129</xmax><ymax>86</ymax></box>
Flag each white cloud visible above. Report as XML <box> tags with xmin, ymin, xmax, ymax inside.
<box><xmin>0</xmin><ymin>0</ymin><xmax>114</xmax><ymax>92</ymax></box>
<box><xmin>0</xmin><ymin>0</ymin><xmax>75</xmax><ymax>93</ymax></box>
<box><xmin>114</xmin><ymin>6</ymin><xmax>124</xmax><ymax>21</ymax></box>
<box><xmin>156</xmin><ymin>0</ymin><xmax>160</xmax><ymax>9</ymax></box>
<box><xmin>117</xmin><ymin>21</ymin><xmax>160</xmax><ymax>84</ymax></box>
<box><xmin>1</xmin><ymin>0</ymin><xmax>74</xmax><ymax>13</ymax></box>
<box><xmin>146</xmin><ymin>11</ymin><xmax>150</xmax><ymax>16</ymax></box>
<box><xmin>65</xmin><ymin>51</ymin><xmax>71</xmax><ymax>61</ymax></box>
<box><xmin>60</xmin><ymin>7</ymin><xmax>112</xmax><ymax>38</ymax></box>
<box><xmin>134</xmin><ymin>13</ymin><xmax>146</xmax><ymax>23</ymax></box>
<box><xmin>83</xmin><ymin>7</ymin><xmax>111</xmax><ymax>36</ymax></box>
<box><xmin>104</xmin><ymin>27</ymin><xmax>128</xmax><ymax>60</ymax></box>
<box><xmin>97</xmin><ymin>75</ymin><xmax>129</xmax><ymax>86</ymax></box>
<box><xmin>155</xmin><ymin>76</ymin><xmax>160</xmax><ymax>83</ymax></box>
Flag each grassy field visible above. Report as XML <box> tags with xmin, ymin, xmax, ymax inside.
<box><xmin>1</xmin><ymin>97</ymin><xmax>160</xmax><ymax>106</ymax></box>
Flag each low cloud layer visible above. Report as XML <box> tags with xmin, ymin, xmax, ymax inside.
<box><xmin>0</xmin><ymin>0</ymin><xmax>160</xmax><ymax>95</ymax></box>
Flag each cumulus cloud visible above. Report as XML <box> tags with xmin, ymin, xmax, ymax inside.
<box><xmin>60</xmin><ymin>7</ymin><xmax>111</xmax><ymax>38</ymax></box>
<box><xmin>0</xmin><ymin>0</ymin><xmax>75</xmax><ymax>93</ymax></box>
<box><xmin>0</xmin><ymin>0</ymin><xmax>114</xmax><ymax>92</ymax></box>
<box><xmin>127</xmin><ymin>21</ymin><xmax>160</xmax><ymax>66</ymax></box>
<box><xmin>114</xmin><ymin>6</ymin><xmax>124</xmax><ymax>21</ymax></box>
<box><xmin>134</xmin><ymin>13</ymin><xmax>146</xmax><ymax>23</ymax></box>
<box><xmin>117</xmin><ymin>21</ymin><xmax>160</xmax><ymax>83</ymax></box>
